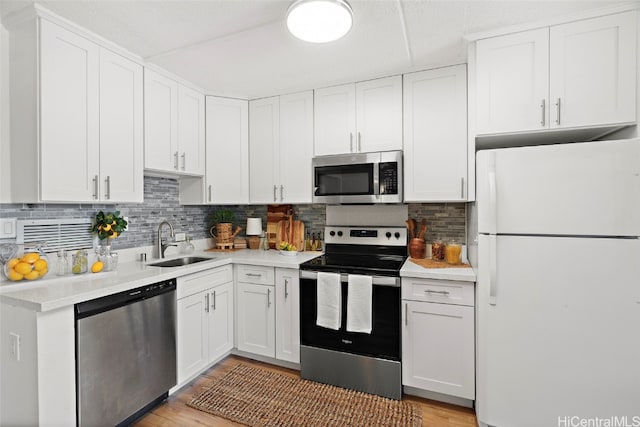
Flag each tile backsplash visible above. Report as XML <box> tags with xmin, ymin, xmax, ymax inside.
<box><xmin>0</xmin><ymin>177</ymin><xmax>465</xmax><ymax>250</ymax></box>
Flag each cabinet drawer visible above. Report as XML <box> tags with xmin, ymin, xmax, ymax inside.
<box><xmin>177</xmin><ymin>265</ymin><xmax>233</xmax><ymax>299</ymax></box>
<box><xmin>401</xmin><ymin>278</ymin><xmax>474</xmax><ymax>306</ymax></box>
<box><xmin>236</xmin><ymin>264</ymin><xmax>274</xmax><ymax>285</ymax></box>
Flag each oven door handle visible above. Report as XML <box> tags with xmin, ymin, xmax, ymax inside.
<box><xmin>299</xmin><ymin>270</ymin><xmax>400</xmax><ymax>287</ymax></box>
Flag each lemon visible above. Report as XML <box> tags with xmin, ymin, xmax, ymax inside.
<box><xmin>14</xmin><ymin>262</ymin><xmax>33</xmax><ymax>276</ymax></box>
<box><xmin>110</xmin><ymin>232</ymin><xmax>118</xmax><ymax>238</ymax></box>
<box><xmin>103</xmin><ymin>224</ymin><xmax>112</xmax><ymax>232</ymax></box>
<box><xmin>91</xmin><ymin>261</ymin><xmax>104</xmax><ymax>273</ymax></box>
<box><xmin>34</xmin><ymin>259</ymin><xmax>48</xmax><ymax>272</ymax></box>
<box><xmin>7</xmin><ymin>258</ymin><xmax>20</xmax><ymax>269</ymax></box>
<box><xmin>21</xmin><ymin>252</ymin><xmax>40</xmax><ymax>264</ymax></box>
<box><xmin>38</xmin><ymin>267</ymin><xmax>48</xmax><ymax>277</ymax></box>
<box><xmin>7</xmin><ymin>269</ymin><xmax>23</xmax><ymax>281</ymax></box>
<box><xmin>24</xmin><ymin>270</ymin><xmax>40</xmax><ymax>280</ymax></box>
<box><xmin>72</xmin><ymin>264</ymin><xmax>82</xmax><ymax>274</ymax></box>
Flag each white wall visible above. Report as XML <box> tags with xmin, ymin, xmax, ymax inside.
<box><xmin>0</xmin><ymin>17</ymin><xmax>11</xmax><ymax>202</ymax></box>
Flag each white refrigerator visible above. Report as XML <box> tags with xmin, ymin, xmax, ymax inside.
<box><xmin>475</xmin><ymin>138</ymin><xmax>640</xmax><ymax>427</ymax></box>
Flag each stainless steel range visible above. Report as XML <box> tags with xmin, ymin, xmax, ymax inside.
<box><xmin>299</xmin><ymin>226</ymin><xmax>407</xmax><ymax>400</ymax></box>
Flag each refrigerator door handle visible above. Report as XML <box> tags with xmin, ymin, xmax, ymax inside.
<box><xmin>487</xmin><ymin>152</ymin><xmax>497</xmax><ymax>235</ymax></box>
<box><xmin>489</xmin><ymin>234</ymin><xmax>498</xmax><ymax>305</ymax></box>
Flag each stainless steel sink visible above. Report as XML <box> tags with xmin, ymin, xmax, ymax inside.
<box><xmin>148</xmin><ymin>256</ymin><xmax>213</xmax><ymax>268</ymax></box>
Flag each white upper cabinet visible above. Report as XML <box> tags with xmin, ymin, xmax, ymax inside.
<box><xmin>204</xmin><ymin>96</ymin><xmax>249</xmax><ymax>204</ymax></box>
<box><xmin>144</xmin><ymin>68</ymin><xmax>178</xmax><ymax>173</ymax></box>
<box><xmin>314</xmin><ymin>83</ymin><xmax>356</xmax><ymax>156</ymax></box>
<box><xmin>178</xmin><ymin>86</ymin><xmax>206</xmax><ymax>175</ymax></box>
<box><xmin>355</xmin><ymin>76</ymin><xmax>403</xmax><ymax>153</ymax></box>
<box><xmin>249</xmin><ymin>91</ymin><xmax>313</xmax><ymax>204</ymax></box>
<box><xmin>144</xmin><ymin>68</ymin><xmax>205</xmax><ymax>176</ymax></box>
<box><xmin>404</xmin><ymin>65</ymin><xmax>468</xmax><ymax>202</ymax></box>
<box><xmin>476</xmin><ymin>28</ymin><xmax>549</xmax><ymax>135</ymax></box>
<box><xmin>249</xmin><ymin>96</ymin><xmax>279</xmax><ymax>204</ymax></box>
<box><xmin>549</xmin><ymin>12</ymin><xmax>637</xmax><ymax>129</ymax></box>
<box><xmin>99</xmin><ymin>49</ymin><xmax>144</xmax><ymax>203</ymax></box>
<box><xmin>9</xmin><ymin>18</ymin><xmax>143</xmax><ymax>203</ymax></box>
<box><xmin>314</xmin><ymin>76</ymin><xmax>402</xmax><ymax>155</ymax></box>
<box><xmin>278</xmin><ymin>91</ymin><xmax>313</xmax><ymax>203</ymax></box>
<box><xmin>475</xmin><ymin>11</ymin><xmax>637</xmax><ymax>136</ymax></box>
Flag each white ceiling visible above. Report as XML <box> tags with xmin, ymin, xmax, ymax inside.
<box><xmin>0</xmin><ymin>0</ymin><xmax>624</xmax><ymax>99</ymax></box>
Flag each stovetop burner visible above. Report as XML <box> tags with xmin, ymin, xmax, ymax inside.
<box><xmin>300</xmin><ymin>226</ymin><xmax>408</xmax><ymax>276</ymax></box>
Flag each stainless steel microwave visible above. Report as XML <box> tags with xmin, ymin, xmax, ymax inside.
<box><xmin>312</xmin><ymin>150</ymin><xmax>403</xmax><ymax>204</ymax></box>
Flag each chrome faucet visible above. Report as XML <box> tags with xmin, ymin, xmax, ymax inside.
<box><xmin>157</xmin><ymin>221</ymin><xmax>177</xmax><ymax>258</ymax></box>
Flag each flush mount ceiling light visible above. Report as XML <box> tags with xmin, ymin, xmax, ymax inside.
<box><xmin>286</xmin><ymin>0</ymin><xmax>353</xmax><ymax>43</ymax></box>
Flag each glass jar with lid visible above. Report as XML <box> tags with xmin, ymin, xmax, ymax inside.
<box><xmin>445</xmin><ymin>240</ymin><xmax>462</xmax><ymax>265</ymax></box>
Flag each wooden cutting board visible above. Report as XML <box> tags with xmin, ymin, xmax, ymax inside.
<box><xmin>275</xmin><ymin>220</ymin><xmax>304</xmax><ymax>251</ymax></box>
<box><xmin>267</xmin><ymin>204</ymin><xmax>291</xmax><ymax>249</ymax></box>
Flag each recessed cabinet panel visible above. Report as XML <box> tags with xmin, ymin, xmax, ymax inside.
<box><xmin>176</xmin><ymin>292</ymin><xmax>208</xmax><ymax>384</ymax></box>
<box><xmin>39</xmin><ymin>19</ymin><xmax>100</xmax><ymax>202</ymax></box>
<box><xmin>249</xmin><ymin>97</ymin><xmax>279</xmax><ymax>204</ymax></box>
<box><xmin>314</xmin><ymin>84</ymin><xmax>356</xmax><ymax>156</ymax></box>
<box><xmin>275</xmin><ymin>268</ymin><xmax>300</xmax><ymax>363</ymax></box>
<box><xmin>178</xmin><ymin>86</ymin><xmax>205</xmax><ymax>175</ymax></box>
<box><xmin>355</xmin><ymin>75</ymin><xmax>403</xmax><ymax>153</ymax></box>
<box><xmin>236</xmin><ymin>282</ymin><xmax>275</xmax><ymax>357</ymax></box>
<box><xmin>144</xmin><ymin>69</ymin><xmax>178</xmax><ymax>172</ymax></box>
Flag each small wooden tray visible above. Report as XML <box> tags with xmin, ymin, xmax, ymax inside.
<box><xmin>409</xmin><ymin>258</ymin><xmax>471</xmax><ymax>269</ymax></box>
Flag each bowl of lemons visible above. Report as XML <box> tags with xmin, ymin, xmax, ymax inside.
<box><xmin>4</xmin><ymin>252</ymin><xmax>49</xmax><ymax>282</ymax></box>
<box><xmin>278</xmin><ymin>242</ymin><xmax>298</xmax><ymax>256</ymax></box>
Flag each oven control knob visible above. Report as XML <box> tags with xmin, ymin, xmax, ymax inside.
<box><xmin>385</xmin><ymin>232</ymin><xmax>391</xmax><ymax>239</ymax></box>
<box><xmin>329</xmin><ymin>231</ymin><xmax>336</xmax><ymax>236</ymax></box>
<box><xmin>394</xmin><ymin>232</ymin><xmax>401</xmax><ymax>239</ymax></box>
<box><xmin>337</xmin><ymin>231</ymin><xmax>343</xmax><ymax>237</ymax></box>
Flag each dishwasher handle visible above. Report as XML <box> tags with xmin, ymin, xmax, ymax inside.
<box><xmin>75</xmin><ymin>278</ymin><xmax>177</xmax><ymax>319</ymax></box>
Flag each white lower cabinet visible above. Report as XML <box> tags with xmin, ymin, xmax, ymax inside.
<box><xmin>401</xmin><ymin>277</ymin><xmax>475</xmax><ymax>400</ymax></box>
<box><xmin>235</xmin><ymin>265</ymin><xmax>300</xmax><ymax>363</ymax></box>
<box><xmin>176</xmin><ymin>266</ymin><xmax>233</xmax><ymax>386</ymax></box>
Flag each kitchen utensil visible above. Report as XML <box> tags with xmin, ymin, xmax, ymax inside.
<box><xmin>405</xmin><ymin>219</ymin><xmax>415</xmax><ymax>238</ymax></box>
<box><xmin>418</xmin><ymin>218</ymin><xmax>427</xmax><ymax>240</ymax></box>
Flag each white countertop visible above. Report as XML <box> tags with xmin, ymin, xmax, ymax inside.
<box><xmin>0</xmin><ymin>249</ymin><xmax>322</xmax><ymax>312</ymax></box>
<box><xmin>400</xmin><ymin>259</ymin><xmax>476</xmax><ymax>282</ymax></box>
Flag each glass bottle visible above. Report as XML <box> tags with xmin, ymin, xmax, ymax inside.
<box><xmin>57</xmin><ymin>250</ymin><xmax>68</xmax><ymax>276</ymax></box>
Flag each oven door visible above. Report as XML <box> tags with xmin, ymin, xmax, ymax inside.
<box><xmin>299</xmin><ymin>270</ymin><xmax>400</xmax><ymax>361</ymax></box>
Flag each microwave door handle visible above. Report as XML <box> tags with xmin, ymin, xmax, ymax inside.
<box><xmin>373</xmin><ymin>164</ymin><xmax>380</xmax><ymax>196</ymax></box>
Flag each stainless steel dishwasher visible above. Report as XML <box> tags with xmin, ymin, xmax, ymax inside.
<box><xmin>75</xmin><ymin>278</ymin><xmax>177</xmax><ymax>427</ymax></box>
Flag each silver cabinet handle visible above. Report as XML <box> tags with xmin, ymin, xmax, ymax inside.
<box><xmin>357</xmin><ymin>131</ymin><xmax>361</xmax><ymax>152</ymax></box>
<box><xmin>267</xmin><ymin>288</ymin><xmax>271</xmax><ymax>307</ymax></box>
<box><xmin>405</xmin><ymin>303</ymin><xmax>408</xmax><ymax>326</ymax></box>
<box><xmin>424</xmin><ymin>289</ymin><xmax>451</xmax><ymax>296</ymax></box>
<box><xmin>173</xmin><ymin>151</ymin><xmax>179</xmax><ymax>170</ymax></box>
<box><xmin>284</xmin><ymin>279</ymin><xmax>289</xmax><ymax>299</ymax></box>
<box><xmin>349</xmin><ymin>133</ymin><xmax>353</xmax><ymax>152</ymax></box>
<box><xmin>280</xmin><ymin>185</ymin><xmax>284</xmax><ymax>202</ymax></box>
<box><xmin>105</xmin><ymin>176</ymin><xmax>111</xmax><ymax>200</ymax></box>
<box><xmin>540</xmin><ymin>99</ymin><xmax>546</xmax><ymax>127</ymax></box>
<box><xmin>555</xmin><ymin>98</ymin><xmax>561</xmax><ymax>125</ymax></box>
<box><xmin>273</xmin><ymin>185</ymin><xmax>277</xmax><ymax>202</ymax></box>
<box><xmin>460</xmin><ymin>177</ymin><xmax>464</xmax><ymax>199</ymax></box>
<box><xmin>246</xmin><ymin>273</ymin><xmax>262</xmax><ymax>278</ymax></box>
<box><xmin>92</xmin><ymin>175</ymin><xmax>99</xmax><ymax>200</ymax></box>
<box><xmin>212</xmin><ymin>290</ymin><xmax>216</xmax><ymax>310</ymax></box>
<box><xmin>205</xmin><ymin>293</ymin><xmax>210</xmax><ymax>313</ymax></box>
<box><xmin>181</xmin><ymin>152</ymin><xmax>186</xmax><ymax>171</ymax></box>
<box><xmin>208</xmin><ymin>185</ymin><xmax>212</xmax><ymax>202</ymax></box>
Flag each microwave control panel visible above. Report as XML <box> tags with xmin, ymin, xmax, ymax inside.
<box><xmin>379</xmin><ymin>162</ymin><xmax>398</xmax><ymax>195</ymax></box>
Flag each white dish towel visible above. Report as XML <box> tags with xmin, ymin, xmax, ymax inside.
<box><xmin>316</xmin><ymin>272</ymin><xmax>342</xmax><ymax>330</ymax></box>
<box><xmin>347</xmin><ymin>274</ymin><xmax>373</xmax><ymax>334</ymax></box>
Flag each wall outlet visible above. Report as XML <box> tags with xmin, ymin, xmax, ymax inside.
<box><xmin>9</xmin><ymin>332</ymin><xmax>20</xmax><ymax>361</ymax></box>
<box><xmin>174</xmin><ymin>232</ymin><xmax>186</xmax><ymax>242</ymax></box>
<box><xmin>0</xmin><ymin>218</ymin><xmax>17</xmax><ymax>238</ymax></box>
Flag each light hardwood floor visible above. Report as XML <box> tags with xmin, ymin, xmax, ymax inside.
<box><xmin>134</xmin><ymin>355</ymin><xmax>478</xmax><ymax>427</ymax></box>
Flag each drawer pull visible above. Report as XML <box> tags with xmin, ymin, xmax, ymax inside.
<box><xmin>424</xmin><ymin>289</ymin><xmax>450</xmax><ymax>296</ymax></box>
<box><xmin>245</xmin><ymin>273</ymin><xmax>262</xmax><ymax>278</ymax></box>
<box><xmin>205</xmin><ymin>293</ymin><xmax>210</xmax><ymax>313</ymax></box>
<box><xmin>284</xmin><ymin>278</ymin><xmax>289</xmax><ymax>299</ymax></box>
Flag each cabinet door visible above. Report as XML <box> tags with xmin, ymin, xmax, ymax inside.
<box><xmin>314</xmin><ymin>83</ymin><xmax>356</xmax><ymax>155</ymax></box>
<box><xmin>236</xmin><ymin>282</ymin><xmax>275</xmax><ymax>357</ymax></box>
<box><xmin>99</xmin><ymin>49</ymin><xmax>143</xmax><ymax>203</ymax></box>
<box><xmin>205</xmin><ymin>96</ymin><xmax>249</xmax><ymax>204</ymax></box>
<box><xmin>39</xmin><ymin>20</ymin><xmax>99</xmax><ymax>202</ymax></box>
<box><xmin>144</xmin><ymin>68</ymin><xmax>178</xmax><ymax>172</ymax></box>
<box><xmin>279</xmin><ymin>91</ymin><xmax>313</xmax><ymax>203</ymax></box>
<box><xmin>249</xmin><ymin>97</ymin><xmax>279</xmax><ymax>203</ymax></box>
<box><xmin>178</xmin><ymin>85</ymin><xmax>205</xmax><ymax>175</ymax></box>
<box><xmin>275</xmin><ymin>268</ymin><xmax>300</xmax><ymax>363</ymax></box>
<box><xmin>208</xmin><ymin>282</ymin><xmax>234</xmax><ymax>363</ymax></box>
<box><xmin>355</xmin><ymin>75</ymin><xmax>403</xmax><ymax>152</ymax></box>
<box><xmin>403</xmin><ymin>65</ymin><xmax>467</xmax><ymax>202</ymax></box>
<box><xmin>476</xmin><ymin>28</ymin><xmax>549</xmax><ymax>134</ymax></box>
<box><xmin>176</xmin><ymin>291</ymin><xmax>209</xmax><ymax>385</ymax></box>
<box><xmin>549</xmin><ymin>11</ymin><xmax>636</xmax><ymax>129</ymax></box>
<box><xmin>402</xmin><ymin>300</ymin><xmax>474</xmax><ymax>399</ymax></box>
